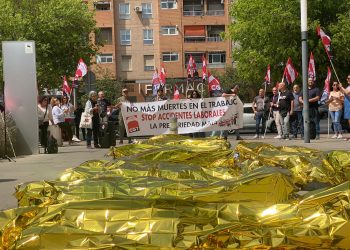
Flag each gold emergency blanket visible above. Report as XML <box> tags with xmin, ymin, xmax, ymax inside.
<box><xmin>1</xmin><ymin>135</ymin><xmax>350</xmax><ymax>249</ymax></box>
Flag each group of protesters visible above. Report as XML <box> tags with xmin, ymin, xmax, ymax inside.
<box><xmin>252</xmin><ymin>75</ymin><xmax>350</xmax><ymax>141</ymax></box>
<box><xmin>37</xmin><ymin>73</ymin><xmax>350</xmax><ymax>152</ymax></box>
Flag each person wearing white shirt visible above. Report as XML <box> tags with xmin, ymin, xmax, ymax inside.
<box><xmin>51</xmin><ymin>97</ymin><xmax>73</xmax><ymax>145</ymax></box>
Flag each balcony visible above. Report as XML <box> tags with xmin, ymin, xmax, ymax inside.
<box><xmin>206</xmin><ymin>9</ymin><xmax>224</xmax><ymax>16</ymax></box>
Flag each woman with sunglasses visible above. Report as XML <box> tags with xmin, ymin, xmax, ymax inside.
<box><xmin>326</xmin><ymin>82</ymin><xmax>344</xmax><ymax>139</ymax></box>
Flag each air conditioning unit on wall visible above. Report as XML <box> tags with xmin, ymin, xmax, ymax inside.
<box><xmin>134</xmin><ymin>6</ymin><xmax>142</xmax><ymax>12</ymax></box>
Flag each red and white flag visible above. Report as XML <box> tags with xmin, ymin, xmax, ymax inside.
<box><xmin>62</xmin><ymin>76</ymin><xmax>71</xmax><ymax>96</ymax></box>
<box><xmin>317</xmin><ymin>26</ymin><xmax>333</xmax><ymax>60</ymax></box>
<box><xmin>173</xmin><ymin>85</ymin><xmax>180</xmax><ymax>100</ymax></box>
<box><xmin>152</xmin><ymin>68</ymin><xmax>161</xmax><ymax>96</ymax></box>
<box><xmin>283</xmin><ymin>57</ymin><xmax>299</xmax><ymax>84</ymax></box>
<box><xmin>208</xmin><ymin>72</ymin><xmax>222</xmax><ymax>96</ymax></box>
<box><xmin>187</xmin><ymin>54</ymin><xmax>197</xmax><ymax>78</ymax></box>
<box><xmin>202</xmin><ymin>55</ymin><xmax>207</xmax><ymax>81</ymax></box>
<box><xmin>75</xmin><ymin>58</ymin><xmax>88</xmax><ymax>78</ymax></box>
<box><xmin>264</xmin><ymin>64</ymin><xmax>271</xmax><ymax>84</ymax></box>
<box><xmin>160</xmin><ymin>64</ymin><xmax>166</xmax><ymax>86</ymax></box>
<box><xmin>320</xmin><ymin>66</ymin><xmax>331</xmax><ymax>103</ymax></box>
<box><xmin>308</xmin><ymin>52</ymin><xmax>316</xmax><ymax>81</ymax></box>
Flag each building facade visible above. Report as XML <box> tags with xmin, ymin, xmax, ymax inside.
<box><xmin>91</xmin><ymin>0</ymin><xmax>232</xmax><ymax>101</ymax></box>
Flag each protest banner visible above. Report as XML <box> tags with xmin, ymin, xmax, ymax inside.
<box><xmin>121</xmin><ymin>96</ymin><xmax>243</xmax><ymax>137</ymax></box>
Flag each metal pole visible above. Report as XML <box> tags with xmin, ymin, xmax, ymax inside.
<box><xmin>301</xmin><ymin>0</ymin><xmax>310</xmax><ymax>143</ymax></box>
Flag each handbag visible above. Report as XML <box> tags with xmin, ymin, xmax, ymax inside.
<box><xmin>79</xmin><ymin>112</ymin><xmax>92</xmax><ymax>129</ymax></box>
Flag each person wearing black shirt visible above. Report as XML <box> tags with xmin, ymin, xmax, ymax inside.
<box><xmin>299</xmin><ymin>78</ymin><xmax>321</xmax><ymax>139</ymax></box>
<box><xmin>278</xmin><ymin>82</ymin><xmax>294</xmax><ymax>140</ymax></box>
<box><xmin>98</xmin><ymin>91</ymin><xmax>111</xmax><ymax>121</ymax></box>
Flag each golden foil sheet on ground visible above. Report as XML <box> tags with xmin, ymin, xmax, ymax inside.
<box><xmin>1</xmin><ymin>135</ymin><xmax>350</xmax><ymax>249</ymax></box>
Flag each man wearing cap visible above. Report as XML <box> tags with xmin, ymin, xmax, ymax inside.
<box><xmin>115</xmin><ymin>88</ymin><xmax>132</xmax><ymax>144</ymax></box>
<box><xmin>299</xmin><ymin>78</ymin><xmax>321</xmax><ymax>139</ymax></box>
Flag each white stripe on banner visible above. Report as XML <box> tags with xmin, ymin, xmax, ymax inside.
<box><xmin>121</xmin><ymin>97</ymin><xmax>244</xmax><ymax>136</ymax></box>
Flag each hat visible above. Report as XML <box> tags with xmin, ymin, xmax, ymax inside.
<box><xmin>122</xmin><ymin>88</ymin><xmax>128</xmax><ymax>92</ymax></box>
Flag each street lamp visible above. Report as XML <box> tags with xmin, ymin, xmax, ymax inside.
<box><xmin>301</xmin><ymin>0</ymin><xmax>310</xmax><ymax>143</ymax></box>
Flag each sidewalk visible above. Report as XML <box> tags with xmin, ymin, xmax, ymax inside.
<box><xmin>0</xmin><ymin>135</ymin><xmax>349</xmax><ymax>211</ymax></box>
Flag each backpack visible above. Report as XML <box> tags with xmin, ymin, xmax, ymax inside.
<box><xmin>47</xmin><ymin>134</ymin><xmax>58</xmax><ymax>154</ymax></box>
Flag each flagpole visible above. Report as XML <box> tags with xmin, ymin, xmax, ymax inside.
<box><xmin>301</xmin><ymin>0</ymin><xmax>310</xmax><ymax>143</ymax></box>
<box><xmin>329</xmin><ymin>59</ymin><xmax>341</xmax><ymax>83</ymax></box>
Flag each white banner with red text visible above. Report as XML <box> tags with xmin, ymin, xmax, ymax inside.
<box><xmin>121</xmin><ymin>97</ymin><xmax>243</xmax><ymax>137</ymax></box>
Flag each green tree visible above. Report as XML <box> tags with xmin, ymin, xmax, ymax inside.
<box><xmin>0</xmin><ymin>0</ymin><xmax>98</xmax><ymax>90</ymax></box>
<box><xmin>228</xmin><ymin>0</ymin><xmax>350</xmax><ymax>90</ymax></box>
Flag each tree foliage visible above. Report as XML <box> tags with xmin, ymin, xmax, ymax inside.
<box><xmin>228</xmin><ymin>0</ymin><xmax>350</xmax><ymax>90</ymax></box>
<box><xmin>0</xmin><ymin>0</ymin><xmax>98</xmax><ymax>90</ymax></box>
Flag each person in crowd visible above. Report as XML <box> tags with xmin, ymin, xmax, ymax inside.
<box><xmin>115</xmin><ymin>88</ymin><xmax>132</xmax><ymax>144</ymax></box>
<box><xmin>270</xmin><ymin>86</ymin><xmax>283</xmax><ymax>139</ymax></box>
<box><xmin>97</xmin><ymin>91</ymin><xmax>111</xmax><ymax>121</ymax></box>
<box><xmin>37</xmin><ymin>96</ymin><xmax>53</xmax><ymax>153</ymax></box>
<box><xmin>60</xmin><ymin>95</ymin><xmax>76</xmax><ymax>142</ymax></box>
<box><xmin>219</xmin><ymin>85</ymin><xmax>243</xmax><ymax>140</ymax></box>
<box><xmin>188</xmin><ymin>90</ymin><xmax>205</xmax><ymax>138</ymax></box>
<box><xmin>74</xmin><ymin>102</ymin><xmax>86</xmax><ymax>141</ymax></box>
<box><xmin>290</xmin><ymin>84</ymin><xmax>303</xmax><ymax>139</ymax></box>
<box><xmin>84</xmin><ymin>91</ymin><xmax>100</xmax><ymax>149</ymax></box>
<box><xmin>278</xmin><ymin>81</ymin><xmax>294</xmax><ymax>140</ymax></box>
<box><xmin>252</xmin><ymin>88</ymin><xmax>270</xmax><ymax>139</ymax></box>
<box><xmin>299</xmin><ymin>78</ymin><xmax>321</xmax><ymax>139</ymax></box>
<box><xmin>326</xmin><ymin>82</ymin><xmax>344</xmax><ymax>139</ymax></box>
<box><xmin>339</xmin><ymin>76</ymin><xmax>350</xmax><ymax>141</ymax></box>
<box><xmin>189</xmin><ymin>90</ymin><xmax>201</xmax><ymax>99</ymax></box>
<box><xmin>153</xmin><ymin>88</ymin><xmax>167</xmax><ymax>101</ymax></box>
<box><xmin>51</xmin><ymin>97</ymin><xmax>74</xmax><ymax>145</ymax></box>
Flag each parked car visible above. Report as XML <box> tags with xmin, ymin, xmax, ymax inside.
<box><xmin>230</xmin><ymin>103</ymin><xmax>276</xmax><ymax>133</ymax></box>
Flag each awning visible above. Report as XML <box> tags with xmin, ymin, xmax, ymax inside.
<box><xmin>184</xmin><ymin>25</ymin><xmax>205</xmax><ymax>37</ymax></box>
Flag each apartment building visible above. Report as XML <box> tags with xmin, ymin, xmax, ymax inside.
<box><xmin>91</xmin><ymin>0</ymin><xmax>232</xmax><ymax>101</ymax></box>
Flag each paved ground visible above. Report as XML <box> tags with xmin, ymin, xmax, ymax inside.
<box><xmin>0</xmin><ymin>135</ymin><xmax>349</xmax><ymax>211</ymax></box>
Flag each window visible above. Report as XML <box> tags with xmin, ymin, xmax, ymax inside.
<box><xmin>162</xmin><ymin>52</ymin><xmax>179</xmax><ymax>62</ymax></box>
<box><xmin>161</xmin><ymin>0</ymin><xmax>176</xmax><ymax>9</ymax></box>
<box><xmin>119</xmin><ymin>3</ymin><xmax>130</xmax><ymax>19</ymax></box>
<box><xmin>143</xmin><ymin>29</ymin><xmax>153</xmax><ymax>45</ymax></box>
<box><xmin>142</xmin><ymin>3</ymin><xmax>152</xmax><ymax>19</ymax></box>
<box><xmin>208</xmin><ymin>52</ymin><xmax>226</xmax><ymax>64</ymax></box>
<box><xmin>97</xmin><ymin>54</ymin><xmax>113</xmax><ymax>64</ymax></box>
<box><xmin>161</xmin><ymin>26</ymin><xmax>177</xmax><ymax>35</ymax></box>
<box><xmin>121</xmin><ymin>55</ymin><xmax>132</xmax><ymax>71</ymax></box>
<box><xmin>184</xmin><ymin>53</ymin><xmax>204</xmax><ymax>69</ymax></box>
<box><xmin>94</xmin><ymin>1</ymin><xmax>111</xmax><ymax>11</ymax></box>
<box><xmin>120</xmin><ymin>29</ymin><xmax>131</xmax><ymax>45</ymax></box>
<box><xmin>144</xmin><ymin>55</ymin><xmax>155</xmax><ymax>71</ymax></box>
<box><xmin>95</xmin><ymin>28</ymin><xmax>112</xmax><ymax>45</ymax></box>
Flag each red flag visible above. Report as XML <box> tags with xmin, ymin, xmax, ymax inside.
<box><xmin>62</xmin><ymin>76</ymin><xmax>71</xmax><ymax>95</ymax></box>
<box><xmin>208</xmin><ymin>72</ymin><xmax>222</xmax><ymax>96</ymax></box>
<box><xmin>308</xmin><ymin>52</ymin><xmax>316</xmax><ymax>81</ymax></box>
<box><xmin>187</xmin><ymin>54</ymin><xmax>197</xmax><ymax>77</ymax></box>
<box><xmin>160</xmin><ymin>64</ymin><xmax>166</xmax><ymax>86</ymax></box>
<box><xmin>264</xmin><ymin>64</ymin><xmax>271</xmax><ymax>84</ymax></box>
<box><xmin>283</xmin><ymin>57</ymin><xmax>299</xmax><ymax>84</ymax></box>
<box><xmin>75</xmin><ymin>58</ymin><xmax>88</xmax><ymax>78</ymax></box>
<box><xmin>317</xmin><ymin>26</ymin><xmax>333</xmax><ymax>60</ymax></box>
<box><xmin>320</xmin><ymin>67</ymin><xmax>331</xmax><ymax>103</ymax></box>
<box><xmin>173</xmin><ymin>85</ymin><xmax>180</xmax><ymax>100</ymax></box>
<box><xmin>201</xmin><ymin>55</ymin><xmax>207</xmax><ymax>81</ymax></box>
<box><xmin>152</xmin><ymin>68</ymin><xmax>160</xmax><ymax>96</ymax></box>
